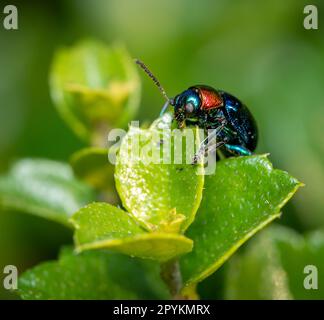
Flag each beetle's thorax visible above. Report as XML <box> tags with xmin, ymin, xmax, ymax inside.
<box><xmin>191</xmin><ymin>85</ymin><xmax>224</xmax><ymax>111</ymax></box>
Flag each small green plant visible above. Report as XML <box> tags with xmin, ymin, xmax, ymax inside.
<box><xmin>0</xmin><ymin>40</ymin><xmax>311</xmax><ymax>300</ymax></box>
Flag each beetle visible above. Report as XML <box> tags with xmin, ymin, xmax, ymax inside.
<box><xmin>135</xmin><ymin>60</ymin><xmax>258</xmax><ymax>162</ymax></box>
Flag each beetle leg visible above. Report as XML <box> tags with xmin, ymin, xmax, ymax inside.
<box><xmin>200</xmin><ymin>125</ymin><xmax>223</xmax><ymax>146</ymax></box>
<box><xmin>192</xmin><ymin>141</ymin><xmax>225</xmax><ymax>164</ymax></box>
<box><xmin>204</xmin><ymin>141</ymin><xmax>225</xmax><ymax>156</ymax></box>
<box><xmin>198</xmin><ymin>124</ymin><xmax>225</xmax><ymax>151</ymax></box>
<box><xmin>223</xmin><ymin>144</ymin><xmax>252</xmax><ymax>156</ymax></box>
<box><xmin>192</xmin><ymin>124</ymin><xmax>226</xmax><ymax>164</ymax></box>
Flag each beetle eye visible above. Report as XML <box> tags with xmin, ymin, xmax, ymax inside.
<box><xmin>185</xmin><ymin>102</ymin><xmax>194</xmax><ymax>113</ymax></box>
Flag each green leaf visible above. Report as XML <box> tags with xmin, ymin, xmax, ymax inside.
<box><xmin>71</xmin><ymin>202</ymin><xmax>193</xmax><ymax>262</ymax></box>
<box><xmin>115</xmin><ymin>113</ymin><xmax>204</xmax><ymax>233</ymax></box>
<box><xmin>18</xmin><ymin>247</ymin><xmax>170</xmax><ymax>300</ymax></box>
<box><xmin>180</xmin><ymin>155</ymin><xmax>302</xmax><ymax>293</ymax></box>
<box><xmin>225</xmin><ymin>225</ymin><xmax>324</xmax><ymax>299</ymax></box>
<box><xmin>0</xmin><ymin>159</ymin><xmax>95</xmax><ymax>227</ymax></box>
<box><xmin>50</xmin><ymin>40</ymin><xmax>141</xmax><ymax>144</ymax></box>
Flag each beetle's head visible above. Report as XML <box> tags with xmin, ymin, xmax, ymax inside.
<box><xmin>173</xmin><ymin>88</ymin><xmax>201</xmax><ymax>128</ymax></box>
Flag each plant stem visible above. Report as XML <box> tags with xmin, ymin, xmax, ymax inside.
<box><xmin>161</xmin><ymin>259</ymin><xmax>184</xmax><ymax>299</ymax></box>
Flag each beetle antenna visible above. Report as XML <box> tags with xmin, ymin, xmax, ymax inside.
<box><xmin>135</xmin><ymin>59</ymin><xmax>173</xmax><ymax>105</ymax></box>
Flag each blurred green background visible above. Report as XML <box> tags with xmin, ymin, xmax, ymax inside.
<box><xmin>0</xmin><ymin>0</ymin><xmax>323</xmax><ymax>299</ymax></box>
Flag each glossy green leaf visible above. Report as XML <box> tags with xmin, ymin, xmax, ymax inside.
<box><xmin>115</xmin><ymin>113</ymin><xmax>204</xmax><ymax>232</ymax></box>
<box><xmin>225</xmin><ymin>225</ymin><xmax>324</xmax><ymax>299</ymax></box>
<box><xmin>180</xmin><ymin>155</ymin><xmax>302</xmax><ymax>293</ymax></box>
<box><xmin>50</xmin><ymin>40</ymin><xmax>141</xmax><ymax>144</ymax></box>
<box><xmin>18</xmin><ymin>247</ymin><xmax>170</xmax><ymax>300</ymax></box>
<box><xmin>71</xmin><ymin>202</ymin><xmax>193</xmax><ymax>262</ymax></box>
<box><xmin>0</xmin><ymin>159</ymin><xmax>95</xmax><ymax>226</ymax></box>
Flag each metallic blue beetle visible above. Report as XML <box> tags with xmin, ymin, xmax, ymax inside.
<box><xmin>136</xmin><ymin>60</ymin><xmax>258</xmax><ymax>162</ymax></box>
